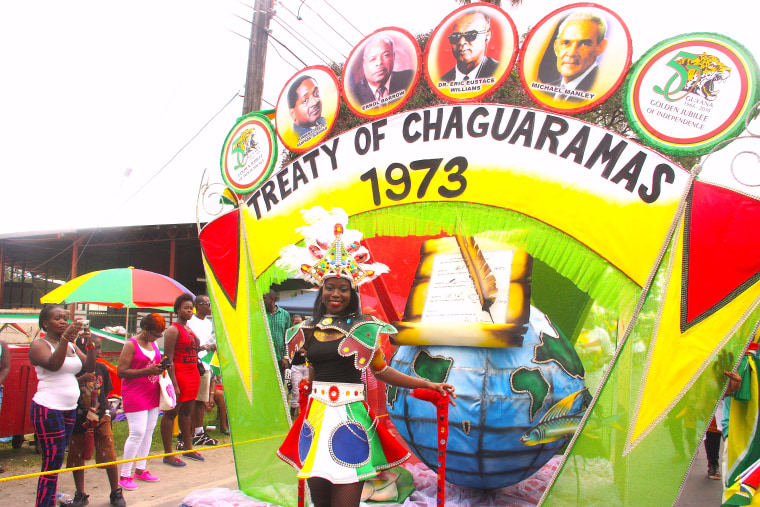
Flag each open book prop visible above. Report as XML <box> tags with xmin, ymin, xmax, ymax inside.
<box><xmin>393</xmin><ymin>236</ymin><xmax>532</xmax><ymax>348</ymax></box>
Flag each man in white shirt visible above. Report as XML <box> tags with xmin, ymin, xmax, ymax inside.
<box><xmin>185</xmin><ymin>295</ymin><xmax>218</xmax><ymax>447</ymax></box>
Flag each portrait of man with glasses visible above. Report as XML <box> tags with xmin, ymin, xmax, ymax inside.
<box><xmin>440</xmin><ymin>9</ymin><xmax>500</xmax><ymax>83</ymax></box>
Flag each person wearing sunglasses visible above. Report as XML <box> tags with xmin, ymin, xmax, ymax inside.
<box><xmin>440</xmin><ymin>9</ymin><xmax>499</xmax><ymax>83</ymax></box>
<box><xmin>350</xmin><ymin>33</ymin><xmax>414</xmax><ymax>110</ymax></box>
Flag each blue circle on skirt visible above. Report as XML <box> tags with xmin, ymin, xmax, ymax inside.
<box><xmin>299</xmin><ymin>420</ymin><xmax>315</xmax><ymax>463</ymax></box>
<box><xmin>330</xmin><ymin>421</ymin><xmax>370</xmax><ymax>467</ymax></box>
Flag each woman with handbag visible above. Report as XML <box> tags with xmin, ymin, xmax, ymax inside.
<box><xmin>117</xmin><ymin>313</ymin><xmax>167</xmax><ymax>490</ymax></box>
<box><xmin>160</xmin><ymin>293</ymin><xmax>204</xmax><ymax>465</ymax></box>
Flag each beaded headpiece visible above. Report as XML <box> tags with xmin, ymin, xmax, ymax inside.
<box><xmin>276</xmin><ymin>207</ymin><xmax>389</xmax><ymax>288</ymax></box>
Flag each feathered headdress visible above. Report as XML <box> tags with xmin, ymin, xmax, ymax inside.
<box><xmin>276</xmin><ymin>207</ymin><xmax>389</xmax><ymax>288</ymax></box>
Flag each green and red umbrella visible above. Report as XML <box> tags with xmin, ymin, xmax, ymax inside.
<box><xmin>41</xmin><ymin>267</ymin><xmax>193</xmax><ymax>310</ymax></box>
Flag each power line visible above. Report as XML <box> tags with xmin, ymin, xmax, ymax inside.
<box><xmin>117</xmin><ymin>91</ymin><xmax>242</xmax><ymax>214</ymax></box>
<box><xmin>271</xmin><ymin>15</ymin><xmax>333</xmax><ymax>66</ymax></box>
<box><xmin>262</xmin><ymin>24</ymin><xmax>310</xmax><ymax>67</ymax></box>
<box><xmin>242</xmin><ymin>16</ymin><xmax>310</xmax><ymax>67</ymax></box>
<box><xmin>277</xmin><ymin>1</ymin><xmax>350</xmax><ymax>60</ymax></box>
<box><xmin>320</xmin><ymin>0</ymin><xmax>365</xmax><ymax>39</ymax></box>
<box><xmin>266</xmin><ymin>37</ymin><xmax>302</xmax><ymax>72</ymax></box>
<box><xmin>292</xmin><ymin>0</ymin><xmax>354</xmax><ymax>48</ymax></box>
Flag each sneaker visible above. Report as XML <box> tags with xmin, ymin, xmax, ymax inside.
<box><xmin>193</xmin><ymin>432</ymin><xmax>219</xmax><ymax>446</ymax></box>
<box><xmin>109</xmin><ymin>488</ymin><xmax>126</xmax><ymax>507</ymax></box>
<box><xmin>163</xmin><ymin>456</ymin><xmax>186</xmax><ymax>467</ymax></box>
<box><xmin>118</xmin><ymin>476</ymin><xmax>138</xmax><ymax>491</ymax></box>
<box><xmin>185</xmin><ymin>451</ymin><xmax>205</xmax><ymax>461</ymax></box>
<box><xmin>71</xmin><ymin>491</ymin><xmax>90</xmax><ymax>507</ymax></box>
<box><xmin>176</xmin><ymin>435</ymin><xmax>184</xmax><ymax>451</ymax></box>
<box><xmin>134</xmin><ymin>470</ymin><xmax>160</xmax><ymax>482</ymax></box>
<box><xmin>708</xmin><ymin>464</ymin><xmax>721</xmax><ymax>480</ymax></box>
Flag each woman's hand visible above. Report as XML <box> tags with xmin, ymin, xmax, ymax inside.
<box><xmin>725</xmin><ymin>370</ymin><xmax>742</xmax><ymax>395</ymax></box>
<box><xmin>429</xmin><ymin>382</ymin><xmax>457</xmax><ymax>406</ymax></box>
<box><xmin>145</xmin><ymin>364</ymin><xmax>161</xmax><ymax>376</ymax></box>
<box><xmin>62</xmin><ymin>320</ymin><xmax>84</xmax><ymax>342</ymax></box>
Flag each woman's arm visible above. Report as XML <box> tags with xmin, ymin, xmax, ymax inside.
<box><xmin>117</xmin><ymin>341</ymin><xmax>161</xmax><ymax>379</ymax></box>
<box><xmin>163</xmin><ymin>325</ymin><xmax>181</xmax><ymax>396</ymax></box>
<box><xmin>74</xmin><ymin>328</ymin><xmax>97</xmax><ymax>373</ymax></box>
<box><xmin>29</xmin><ymin>336</ymin><xmax>71</xmax><ymax>371</ymax></box>
<box><xmin>374</xmin><ymin>366</ymin><xmax>456</xmax><ymax>405</ymax></box>
<box><xmin>29</xmin><ymin>321</ymin><xmax>84</xmax><ymax>371</ymax></box>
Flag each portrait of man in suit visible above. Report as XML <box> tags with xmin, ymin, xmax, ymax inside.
<box><xmin>288</xmin><ymin>75</ymin><xmax>327</xmax><ymax>144</ymax></box>
<box><xmin>542</xmin><ymin>11</ymin><xmax>608</xmax><ymax>102</ymax></box>
<box><xmin>440</xmin><ymin>9</ymin><xmax>499</xmax><ymax>82</ymax></box>
<box><xmin>350</xmin><ymin>34</ymin><xmax>414</xmax><ymax>109</ymax></box>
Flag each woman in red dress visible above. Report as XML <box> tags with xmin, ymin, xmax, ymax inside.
<box><xmin>160</xmin><ymin>293</ymin><xmax>203</xmax><ymax>465</ymax></box>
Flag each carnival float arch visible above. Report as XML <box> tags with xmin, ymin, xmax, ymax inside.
<box><xmin>197</xmin><ymin>2</ymin><xmax>760</xmax><ymax>505</ymax></box>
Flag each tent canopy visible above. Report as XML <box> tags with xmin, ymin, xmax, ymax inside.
<box><xmin>277</xmin><ymin>292</ymin><xmax>317</xmax><ymax>315</ymax></box>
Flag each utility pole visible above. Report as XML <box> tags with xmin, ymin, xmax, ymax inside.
<box><xmin>242</xmin><ymin>0</ymin><xmax>274</xmax><ymax>115</ymax></box>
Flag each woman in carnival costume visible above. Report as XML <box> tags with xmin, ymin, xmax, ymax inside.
<box><xmin>276</xmin><ymin>207</ymin><xmax>456</xmax><ymax>507</ymax></box>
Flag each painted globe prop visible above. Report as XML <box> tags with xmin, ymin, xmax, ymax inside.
<box><xmin>387</xmin><ymin>307</ymin><xmax>586</xmax><ymax>490</ymax></box>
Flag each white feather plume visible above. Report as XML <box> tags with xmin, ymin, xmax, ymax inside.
<box><xmin>276</xmin><ymin>206</ymin><xmax>388</xmax><ymax>286</ymax></box>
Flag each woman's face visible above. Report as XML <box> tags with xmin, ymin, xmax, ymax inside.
<box><xmin>322</xmin><ymin>277</ymin><xmax>352</xmax><ymax>315</ymax></box>
<box><xmin>145</xmin><ymin>328</ymin><xmax>164</xmax><ymax>342</ymax></box>
<box><xmin>178</xmin><ymin>300</ymin><xmax>195</xmax><ymax>321</ymax></box>
<box><xmin>44</xmin><ymin>308</ymin><xmax>69</xmax><ymax>335</ymax></box>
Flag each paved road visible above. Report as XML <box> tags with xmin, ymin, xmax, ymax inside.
<box><xmin>9</xmin><ymin>443</ymin><xmax>724</xmax><ymax>506</ymax></box>
<box><xmin>675</xmin><ymin>444</ymin><xmax>724</xmax><ymax>506</ymax></box>
<box><xmin>8</xmin><ymin>446</ymin><xmax>238</xmax><ymax>507</ymax></box>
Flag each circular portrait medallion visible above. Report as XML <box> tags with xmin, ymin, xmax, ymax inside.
<box><xmin>276</xmin><ymin>65</ymin><xmax>341</xmax><ymax>153</ymax></box>
<box><xmin>519</xmin><ymin>3</ymin><xmax>632</xmax><ymax>114</ymax></box>
<box><xmin>425</xmin><ymin>2</ymin><xmax>517</xmax><ymax>103</ymax></box>
<box><xmin>341</xmin><ymin>28</ymin><xmax>421</xmax><ymax>119</ymax></box>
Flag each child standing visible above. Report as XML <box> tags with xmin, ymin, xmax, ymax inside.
<box><xmin>64</xmin><ymin>336</ymin><xmax>126</xmax><ymax>506</ymax></box>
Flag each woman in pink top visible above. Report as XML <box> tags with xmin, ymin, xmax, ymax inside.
<box><xmin>117</xmin><ymin>314</ymin><xmax>167</xmax><ymax>490</ymax></box>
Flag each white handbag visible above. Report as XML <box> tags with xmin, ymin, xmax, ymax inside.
<box><xmin>158</xmin><ymin>371</ymin><xmax>177</xmax><ymax>411</ymax></box>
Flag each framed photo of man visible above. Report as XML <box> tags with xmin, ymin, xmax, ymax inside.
<box><xmin>341</xmin><ymin>28</ymin><xmax>421</xmax><ymax>119</ymax></box>
<box><xmin>425</xmin><ymin>2</ymin><xmax>517</xmax><ymax>103</ymax></box>
<box><xmin>275</xmin><ymin>65</ymin><xmax>340</xmax><ymax>153</ymax></box>
<box><xmin>519</xmin><ymin>3</ymin><xmax>632</xmax><ymax>114</ymax></box>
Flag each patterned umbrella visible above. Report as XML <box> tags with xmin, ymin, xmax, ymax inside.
<box><xmin>41</xmin><ymin>267</ymin><xmax>193</xmax><ymax>310</ymax></box>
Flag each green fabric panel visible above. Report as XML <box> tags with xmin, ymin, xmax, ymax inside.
<box><xmin>543</xmin><ymin>239</ymin><xmax>760</xmax><ymax>506</ymax></box>
<box><xmin>532</xmin><ymin>259</ymin><xmax>593</xmax><ymax>344</ymax></box>
<box><xmin>209</xmin><ymin>229</ymin><xmax>298</xmax><ymax>507</ymax></box>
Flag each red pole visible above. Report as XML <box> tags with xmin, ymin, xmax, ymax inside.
<box><xmin>412</xmin><ymin>388</ymin><xmax>450</xmax><ymax>507</ymax></box>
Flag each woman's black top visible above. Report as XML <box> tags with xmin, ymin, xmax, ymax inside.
<box><xmin>306</xmin><ymin>333</ymin><xmax>363</xmax><ymax>384</ymax></box>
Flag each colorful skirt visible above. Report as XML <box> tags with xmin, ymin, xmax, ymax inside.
<box><xmin>277</xmin><ymin>381</ymin><xmax>410</xmax><ymax>484</ymax></box>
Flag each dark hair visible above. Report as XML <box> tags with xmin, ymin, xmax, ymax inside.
<box><xmin>140</xmin><ymin>313</ymin><xmax>167</xmax><ymax>333</ymax></box>
<box><xmin>38</xmin><ymin>305</ymin><xmax>61</xmax><ymax>330</ymax></box>
<box><xmin>174</xmin><ymin>293</ymin><xmax>195</xmax><ymax>313</ymax></box>
<box><xmin>311</xmin><ymin>281</ymin><xmax>360</xmax><ymax>321</ymax></box>
<box><xmin>287</xmin><ymin>75</ymin><xmax>314</xmax><ymax>109</ymax></box>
